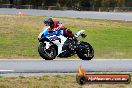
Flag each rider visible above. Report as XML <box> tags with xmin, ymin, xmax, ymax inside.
<box><xmin>43</xmin><ymin>18</ymin><xmax>76</xmax><ymax>40</ymax></box>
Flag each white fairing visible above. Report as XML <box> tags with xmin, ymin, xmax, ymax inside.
<box><xmin>75</xmin><ymin>30</ymin><xmax>85</xmax><ymax>38</ymax></box>
<box><xmin>51</xmin><ymin>35</ymin><xmax>67</xmax><ymax>55</ymax></box>
<box><xmin>39</xmin><ymin>26</ymin><xmax>67</xmax><ymax>55</ymax></box>
<box><xmin>39</xmin><ymin>28</ymin><xmax>85</xmax><ymax>56</ymax></box>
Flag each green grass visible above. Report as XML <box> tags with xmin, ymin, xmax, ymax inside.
<box><xmin>0</xmin><ymin>73</ymin><xmax>132</xmax><ymax>88</ymax></box>
<box><xmin>0</xmin><ymin>15</ymin><xmax>132</xmax><ymax>59</ymax></box>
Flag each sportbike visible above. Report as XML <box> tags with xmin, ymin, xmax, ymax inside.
<box><xmin>38</xmin><ymin>27</ymin><xmax>94</xmax><ymax>60</ymax></box>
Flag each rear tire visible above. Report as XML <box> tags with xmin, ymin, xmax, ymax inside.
<box><xmin>77</xmin><ymin>42</ymin><xmax>94</xmax><ymax>60</ymax></box>
<box><xmin>38</xmin><ymin>43</ymin><xmax>57</xmax><ymax>60</ymax></box>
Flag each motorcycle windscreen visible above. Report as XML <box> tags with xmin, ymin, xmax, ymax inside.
<box><xmin>38</xmin><ymin>27</ymin><xmax>49</xmax><ymax>39</ymax></box>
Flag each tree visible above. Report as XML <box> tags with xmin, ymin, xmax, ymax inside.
<box><xmin>115</xmin><ymin>0</ymin><xmax>126</xmax><ymax>7</ymax></box>
<box><xmin>9</xmin><ymin>0</ymin><xmax>13</xmax><ymax>4</ymax></box>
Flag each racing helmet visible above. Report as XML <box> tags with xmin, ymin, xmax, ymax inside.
<box><xmin>44</xmin><ymin>18</ymin><xmax>54</xmax><ymax>27</ymax></box>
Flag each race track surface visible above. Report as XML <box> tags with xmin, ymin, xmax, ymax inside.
<box><xmin>0</xmin><ymin>8</ymin><xmax>132</xmax><ymax>21</ymax></box>
<box><xmin>0</xmin><ymin>59</ymin><xmax>132</xmax><ymax>74</ymax></box>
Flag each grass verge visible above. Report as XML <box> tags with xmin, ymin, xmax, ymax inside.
<box><xmin>0</xmin><ymin>15</ymin><xmax>132</xmax><ymax>59</ymax></box>
<box><xmin>0</xmin><ymin>73</ymin><xmax>132</xmax><ymax>88</ymax></box>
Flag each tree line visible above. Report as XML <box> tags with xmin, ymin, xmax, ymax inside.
<box><xmin>0</xmin><ymin>0</ymin><xmax>131</xmax><ymax>7</ymax></box>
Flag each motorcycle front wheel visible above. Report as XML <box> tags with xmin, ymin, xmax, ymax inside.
<box><xmin>77</xmin><ymin>42</ymin><xmax>94</xmax><ymax>60</ymax></box>
<box><xmin>38</xmin><ymin>43</ymin><xmax>57</xmax><ymax>60</ymax></box>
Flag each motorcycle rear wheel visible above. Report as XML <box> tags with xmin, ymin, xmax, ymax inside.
<box><xmin>77</xmin><ymin>42</ymin><xmax>94</xmax><ymax>60</ymax></box>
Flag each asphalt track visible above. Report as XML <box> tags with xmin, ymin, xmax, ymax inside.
<box><xmin>0</xmin><ymin>59</ymin><xmax>132</xmax><ymax>74</ymax></box>
<box><xmin>0</xmin><ymin>8</ymin><xmax>132</xmax><ymax>21</ymax></box>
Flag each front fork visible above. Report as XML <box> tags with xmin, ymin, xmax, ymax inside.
<box><xmin>44</xmin><ymin>42</ymin><xmax>50</xmax><ymax>49</ymax></box>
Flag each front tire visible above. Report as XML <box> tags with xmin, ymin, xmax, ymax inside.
<box><xmin>77</xmin><ymin>42</ymin><xmax>94</xmax><ymax>60</ymax></box>
<box><xmin>38</xmin><ymin>43</ymin><xmax>57</xmax><ymax>60</ymax></box>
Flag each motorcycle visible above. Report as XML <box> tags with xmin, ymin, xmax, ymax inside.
<box><xmin>38</xmin><ymin>26</ymin><xmax>94</xmax><ymax>60</ymax></box>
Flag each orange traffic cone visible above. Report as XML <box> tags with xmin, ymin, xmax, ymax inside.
<box><xmin>18</xmin><ymin>11</ymin><xmax>25</xmax><ymax>16</ymax></box>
